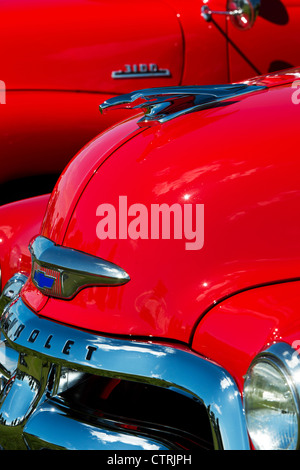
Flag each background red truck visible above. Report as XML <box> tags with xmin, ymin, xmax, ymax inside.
<box><xmin>0</xmin><ymin>69</ymin><xmax>300</xmax><ymax>449</ymax></box>
<box><xmin>1</xmin><ymin>0</ymin><xmax>300</xmax><ymax>204</ymax></box>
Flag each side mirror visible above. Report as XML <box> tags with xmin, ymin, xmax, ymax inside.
<box><xmin>227</xmin><ymin>0</ymin><xmax>261</xmax><ymax>30</ymax></box>
<box><xmin>201</xmin><ymin>0</ymin><xmax>261</xmax><ymax>30</ymax></box>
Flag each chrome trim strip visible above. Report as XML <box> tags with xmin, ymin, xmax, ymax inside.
<box><xmin>0</xmin><ymin>273</ymin><xmax>28</xmax><ymax>304</ymax></box>
<box><xmin>112</xmin><ymin>70</ymin><xmax>171</xmax><ymax>79</ymax></box>
<box><xmin>201</xmin><ymin>5</ymin><xmax>242</xmax><ymax>21</ymax></box>
<box><xmin>23</xmin><ymin>400</ymin><xmax>171</xmax><ymax>450</ymax></box>
<box><xmin>0</xmin><ymin>297</ymin><xmax>250</xmax><ymax>450</ymax></box>
<box><xmin>100</xmin><ymin>84</ymin><xmax>266</xmax><ymax>126</ymax></box>
<box><xmin>111</xmin><ymin>64</ymin><xmax>171</xmax><ymax>80</ymax></box>
<box><xmin>29</xmin><ymin>236</ymin><xmax>130</xmax><ymax>299</ymax></box>
<box><xmin>0</xmin><ymin>332</ymin><xmax>19</xmax><ymax>379</ymax></box>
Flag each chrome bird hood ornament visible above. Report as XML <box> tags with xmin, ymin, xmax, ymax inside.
<box><xmin>100</xmin><ymin>84</ymin><xmax>266</xmax><ymax>126</ymax></box>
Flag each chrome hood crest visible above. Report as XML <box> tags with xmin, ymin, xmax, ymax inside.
<box><xmin>29</xmin><ymin>236</ymin><xmax>130</xmax><ymax>299</ymax></box>
<box><xmin>100</xmin><ymin>84</ymin><xmax>266</xmax><ymax>126</ymax></box>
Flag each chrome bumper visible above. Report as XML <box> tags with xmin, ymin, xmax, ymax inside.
<box><xmin>0</xmin><ymin>294</ymin><xmax>250</xmax><ymax>450</ymax></box>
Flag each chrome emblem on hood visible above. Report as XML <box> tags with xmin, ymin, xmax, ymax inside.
<box><xmin>100</xmin><ymin>84</ymin><xmax>266</xmax><ymax>126</ymax></box>
<box><xmin>29</xmin><ymin>236</ymin><xmax>130</xmax><ymax>299</ymax></box>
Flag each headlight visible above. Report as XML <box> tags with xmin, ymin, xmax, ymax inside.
<box><xmin>244</xmin><ymin>343</ymin><xmax>300</xmax><ymax>450</ymax></box>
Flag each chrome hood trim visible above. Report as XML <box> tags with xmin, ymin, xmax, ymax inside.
<box><xmin>0</xmin><ymin>295</ymin><xmax>250</xmax><ymax>450</ymax></box>
<box><xmin>100</xmin><ymin>84</ymin><xmax>266</xmax><ymax>126</ymax></box>
<box><xmin>29</xmin><ymin>236</ymin><xmax>130</xmax><ymax>299</ymax></box>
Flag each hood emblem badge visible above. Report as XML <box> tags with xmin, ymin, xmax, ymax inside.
<box><xmin>112</xmin><ymin>63</ymin><xmax>171</xmax><ymax>79</ymax></box>
<box><xmin>100</xmin><ymin>84</ymin><xmax>266</xmax><ymax>126</ymax></box>
<box><xmin>29</xmin><ymin>236</ymin><xmax>130</xmax><ymax>299</ymax></box>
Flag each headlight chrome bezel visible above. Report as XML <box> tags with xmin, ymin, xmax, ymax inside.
<box><xmin>244</xmin><ymin>342</ymin><xmax>300</xmax><ymax>450</ymax></box>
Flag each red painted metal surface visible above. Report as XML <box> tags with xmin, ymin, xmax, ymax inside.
<box><xmin>2</xmin><ymin>0</ymin><xmax>300</xmax><ymax>188</ymax></box>
<box><xmin>27</xmin><ymin>75</ymin><xmax>300</xmax><ymax>344</ymax></box>
<box><xmin>192</xmin><ymin>280</ymin><xmax>300</xmax><ymax>391</ymax></box>
<box><xmin>0</xmin><ymin>0</ymin><xmax>183</xmax><ymax>186</ymax></box>
<box><xmin>0</xmin><ymin>195</ymin><xmax>50</xmax><ymax>289</ymax></box>
<box><xmin>0</xmin><ymin>0</ymin><xmax>183</xmax><ymax>94</ymax></box>
<box><xmin>4</xmin><ymin>0</ymin><xmax>299</xmax><ymax>96</ymax></box>
<box><xmin>0</xmin><ymin>91</ymin><xmax>131</xmax><ymax>185</ymax></box>
<box><xmin>41</xmin><ymin>117</ymin><xmax>144</xmax><ymax>243</ymax></box>
<box><xmin>225</xmin><ymin>0</ymin><xmax>300</xmax><ymax>82</ymax></box>
<box><xmin>163</xmin><ymin>0</ymin><xmax>229</xmax><ymax>85</ymax></box>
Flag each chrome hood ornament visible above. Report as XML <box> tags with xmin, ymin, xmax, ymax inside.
<box><xmin>29</xmin><ymin>236</ymin><xmax>130</xmax><ymax>299</ymax></box>
<box><xmin>100</xmin><ymin>84</ymin><xmax>266</xmax><ymax>126</ymax></box>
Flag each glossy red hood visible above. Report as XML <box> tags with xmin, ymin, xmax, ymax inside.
<box><xmin>26</xmin><ymin>75</ymin><xmax>300</xmax><ymax>343</ymax></box>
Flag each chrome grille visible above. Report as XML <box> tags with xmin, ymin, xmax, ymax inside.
<box><xmin>0</xmin><ymin>279</ymin><xmax>250</xmax><ymax>450</ymax></box>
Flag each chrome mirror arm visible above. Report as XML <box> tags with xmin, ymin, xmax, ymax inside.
<box><xmin>201</xmin><ymin>1</ymin><xmax>261</xmax><ymax>29</ymax></box>
<box><xmin>201</xmin><ymin>5</ymin><xmax>242</xmax><ymax>21</ymax></box>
